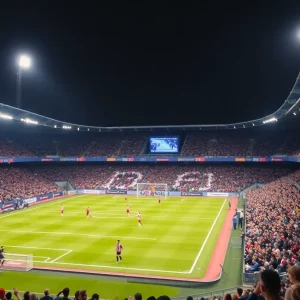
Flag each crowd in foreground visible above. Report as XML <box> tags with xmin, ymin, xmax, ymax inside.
<box><xmin>1</xmin><ymin>268</ymin><xmax>300</xmax><ymax>300</ymax></box>
<box><xmin>245</xmin><ymin>169</ymin><xmax>300</xmax><ymax>276</ymax></box>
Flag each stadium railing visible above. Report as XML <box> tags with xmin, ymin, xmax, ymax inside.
<box><xmin>171</xmin><ymin>287</ymin><xmax>241</xmax><ymax>300</ymax></box>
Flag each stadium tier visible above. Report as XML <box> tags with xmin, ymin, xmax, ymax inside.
<box><xmin>0</xmin><ymin>129</ymin><xmax>300</xmax><ymax>157</ymax></box>
<box><xmin>0</xmin><ymin>164</ymin><xmax>299</xmax><ymax>202</ymax></box>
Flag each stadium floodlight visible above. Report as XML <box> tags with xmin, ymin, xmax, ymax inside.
<box><xmin>19</xmin><ymin>55</ymin><xmax>31</xmax><ymax>69</ymax></box>
<box><xmin>63</xmin><ymin>125</ymin><xmax>72</xmax><ymax>129</ymax></box>
<box><xmin>0</xmin><ymin>113</ymin><xmax>13</xmax><ymax>120</ymax></box>
<box><xmin>21</xmin><ymin>118</ymin><xmax>38</xmax><ymax>125</ymax></box>
<box><xmin>87</xmin><ymin>128</ymin><xmax>89</xmax><ymax>131</ymax></box>
<box><xmin>77</xmin><ymin>127</ymin><xmax>80</xmax><ymax>131</ymax></box>
<box><xmin>252</xmin><ymin>123</ymin><xmax>255</xmax><ymax>126</ymax></box>
<box><xmin>54</xmin><ymin>125</ymin><xmax>57</xmax><ymax>128</ymax></box>
<box><xmin>234</xmin><ymin>126</ymin><xmax>236</xmax><ymax>129</ymax></box>
<box><xmin>263</xmin><ymin>117</ymin><xmax>277</xmax><ymax>124</ymax></box>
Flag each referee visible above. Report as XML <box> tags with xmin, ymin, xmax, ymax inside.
<box><xmin>116</xmin><ymin>240</ymin><xmax>123</xmax><ymax>263</ymax></box>
<box><xmin>0</xmin><ymin>246</ymin><xmax>5</xmax><ymax>267</ymax></box>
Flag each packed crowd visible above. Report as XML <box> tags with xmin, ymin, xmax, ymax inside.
<box><xmin>0</xmin><ymin>130</ymin><xmax>300</xmax><ymax>158</ymax></box>
<box><xmin>0</xmin><ymin>164</ymin><xmax>297</xmax><ymax>202</ymax></box>
<box><xmin>0</xmin><ymin>166</ymin><xmax>60</xmax><ymax>202</ymax></box>
<box><xmin>244</xmin><ymin>169</ymin><xmax>300</xmax><ymax>277</ymax></box>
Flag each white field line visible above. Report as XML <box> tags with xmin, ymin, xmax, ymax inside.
<box><xmin>188</xmin><ymin>197</ymin><xmax>227</xmax><ymax>274</ymax></box>
<box><xmin>181</xmin><ymin>198</ymin><xmax>185</xmax><ymax>201</ymax></box>
<box><xmin>41</xmin><ymin>260</ymin><xmax>189</xmax><ymax>274</ymax></box>
<box><xmin>50</xmin><ymin>250</ymin><xmax>73</xmax><ymax>263</ymax></box>
<box><xmin>0</xmin><ymin>195</ymin><xmax>84</xmax><ymax>220</ymax></box>
<box><xmin>5</xmin><ymin>245</ymin><xmax>71</xmax><ymax>251</ymax></box>
<box><xmin>0</xmin><ymin>229</ymin><xmax>156</xmax><ymax>241</ymax></box>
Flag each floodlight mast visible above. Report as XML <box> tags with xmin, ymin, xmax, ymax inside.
<box><xmin>16</xmin><ymin>55</ymin><xmax>31</xmax><ymax>108</ymax></box>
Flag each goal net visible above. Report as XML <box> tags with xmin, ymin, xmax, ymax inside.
<box><xmin>136</xmin><ymin>183</ymin><xmax>168</xmax><ymax>199</ymax></box>
<box><xmin>1</xmin><ymin>253</ymin><xmax>33</xmax><ymax>271</ymax></box>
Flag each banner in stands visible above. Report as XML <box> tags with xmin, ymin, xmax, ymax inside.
<box><xmin>178</xmin><ymin>157</ymin><xmax>195</xmax><ymax>162</ymax></box>
<box><xmin>106</xmin><ymin>190</ymin><xmax>127</xmax><ymax>195</ymax></box>
<box><xmin>181</xmin><ymin>191</ymin><xmax>203</xmax><ymax>196</ymax></box>
<box><xmin>206</xmin><ymin>192</ymin><xmax>229</xmax><ymax>197</ymax></box>
<box><xmin>24</xmin><ymin>197</ymin><xmax>37</xmax><ymax>204</ymax></box>
<box><xmin>0</xmin><ymin>155</ymin><xmax>298</xmax><ymax>164</ymax></box>
<box><xmin>235</xmin><ymin>158</ymin><xmax>246</xmax><ymax>162</ymax></box>
<box><xmin>195</xmin><ymin>157</ymin><xmax>205</xmax><ymax>162</ymax></box>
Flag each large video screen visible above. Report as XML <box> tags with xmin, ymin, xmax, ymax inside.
<box><xmin>149</xmin><ymin>137</ymin><xmax>179</xmax><ymax>153</ymax></box>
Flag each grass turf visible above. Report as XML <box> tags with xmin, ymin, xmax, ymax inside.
<box><xmin>1</xmin><ymin>195</ymin><xmax>227</xmax><ymax>280</ymax></box>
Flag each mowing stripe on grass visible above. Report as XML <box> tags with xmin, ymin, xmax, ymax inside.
<box><xmin>0</xmin><ymin>195</ymin><xmax>84</xmax><ymax>219</ymax></box>
<box><xmin>0</xmin><ymin>229</ymin><xmax>156</xmax><ymax>240</ymax></box>
<box><xmin>41</xmin><ymin>261</ymin><xmax>189</xmax><ymax>274</ymax></box>
<box><xmin>188</xmin><ymin>197</ymin><xmax>227</xmax><ymax>273</ymax></box>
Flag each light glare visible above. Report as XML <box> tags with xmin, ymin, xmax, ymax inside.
<box><xmin>19</xmin><ymin>55</ymin><xmax>31</xmax><ymax>69</ymax></box>
<box><xmin>0</xmin><ymin>113</ymin><xmax>13</xmax><ymax>120</ymax></box>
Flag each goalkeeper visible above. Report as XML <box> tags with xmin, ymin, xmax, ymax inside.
<box><xmin>0</xmin><ymin>246</ymin><xmax>5</xmax><ymax>266</ymax></box>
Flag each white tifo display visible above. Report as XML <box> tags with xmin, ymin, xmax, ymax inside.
<box><xmin>136</xmin><ymin>183</ymin><xmax>168</xmax><ymax>199</ymax></box>
<box><xmin>2</xmin><ymin>253</ymin><xmax>33</xmax><ymax>271</ymax></box>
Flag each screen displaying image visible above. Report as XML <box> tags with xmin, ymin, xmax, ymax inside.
<box><xmin>149</xmin><ymin>137</ymin><xmax>179</xmax><ymax>153</ymax></box>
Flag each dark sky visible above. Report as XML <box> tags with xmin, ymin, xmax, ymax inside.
<box><xmin>0</xmin><ymin>2</ymin><xmax>300</xmax><ymax>127</ymax></box>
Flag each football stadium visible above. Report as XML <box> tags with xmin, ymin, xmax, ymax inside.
<box><xmin>0</xmin><ymin>68</ymin><xmax>300</xmax><ymax>298</ymax></box>
<box><xmin>1</xmin><ymin>5</ymin><xmax>300</xmax><ymax>300</ymax></box>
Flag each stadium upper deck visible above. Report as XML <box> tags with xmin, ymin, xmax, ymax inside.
<box><xmin>0</xmin><ymin>129</ymin><xmax>300</xmax><ymax>157</ymax></box>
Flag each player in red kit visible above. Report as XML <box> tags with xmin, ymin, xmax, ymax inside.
<box><xmin>126</xmin><ymin>205</ymin><xmax>130</xmax><ymax>216</ymax></box>
<box><xmin>86</xmin><ymin>207</ymin><xmax>91</xmax><ymax>217</ymax></box>
<box><xmin>137</xmin><ymin>212</ymin><xmax>142</xmax><ymax>226</ymax></box>
<box><xmin>60</xmin><ymin>205</ymin><xmax>64</xmax><ymax>216</ymax></box>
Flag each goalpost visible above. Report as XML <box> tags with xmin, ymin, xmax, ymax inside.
<box><xmin>136</xmin><ymin>183</ymin><xmax>168</xmax><ymax>199</ymax></box>
<box><xmin>1</xmin><ymin>253</ymin><xmax>33</xmax><ymax>271</ymax></box>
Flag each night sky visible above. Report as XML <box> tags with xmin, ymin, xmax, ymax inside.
<box><xmin>0</xmin><ymin>2</ymin><xmax>300</xmax><ymax>127</ymax></box>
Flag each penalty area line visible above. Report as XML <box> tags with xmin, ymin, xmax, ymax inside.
<box><xmin>188</xmin><ymin>197</ymin><xmax>227</xmax><ymax>274</ymax></box>
<box><xmin>50</xmin><ymin>249</ymin><xmax>73</xmax><ymax>263</ymax></box>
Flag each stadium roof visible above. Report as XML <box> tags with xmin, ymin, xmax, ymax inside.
<box><xmin>0</xmin><ymin>73</ymin><xmax>300</xmax><ymax>132</ymax></box>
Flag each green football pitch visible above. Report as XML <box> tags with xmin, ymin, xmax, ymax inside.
<box><xmin>0</xmin><ymin>195</ymin><xmax>228</xmax><ymax>279</ymax></box>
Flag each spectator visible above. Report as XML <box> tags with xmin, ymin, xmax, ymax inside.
<box><xmin>224</xmin><ymin>294</ymin><xmax>232</xmax><ymax>300</ymax></box>
<box><xmin>292</xmin><ymin>287</ymin><xmax>300</xmax><ymax>300</ymax></box>
<box><xmin>186</xmin><ymin>297</ymin><xmax>193</xmax><ymax>300</ymax></box>
<box><xmin>0</xmin><ymin>289</ymin><xmax>6</xmax><ymax>300</ymax></box>
<box><xmin>30</xmin><ymin>294</ymin><xmax>38</xmax><ymax>300</ymax></box>
<box><xmin>5</xmin><ymin>293</ymin><xmax>12</xmax><ymax>300</ymax></box>
<box><xmin>55</xmin><ymin>288</ymin><xmax>70</xmax><ymax>300</ymax></box>
<box><xmin>24</xmin><ymin>291</ymin><xmax>31</xmax><ymax>300</ymax></box>
<box><xmin>237</xmin><ymin>288</ymin><xmax>243</xmax><ymax>299</ymax></box>
<box><xmin>78</xmin><ymin>291</ymin><xmax>87</xmax><ymax>300</ymax></box>
<box><xmin>249</xmin><ymin>270</ymin><xmax>281</xmax><ymax>300</ymax></box>
<box><xmin>40</xmin><ymin>290</ymin><xmax>53</xmax><ymax>300</ymax></box>
<box><xmin>135</xmin><ymin>294</ymin><xmax>142</xmax><ymax>300</ymax></box>
<box><xmin>285</xmin><ymin>267</ymin><xmax>300</xmax><ymax>300</ymax></box>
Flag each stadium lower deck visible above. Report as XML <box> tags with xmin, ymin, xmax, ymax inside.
<box><xmin>1</xmin><ymin>195</ymin><xmax>236</xmax><ymax>282</ymax></box>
